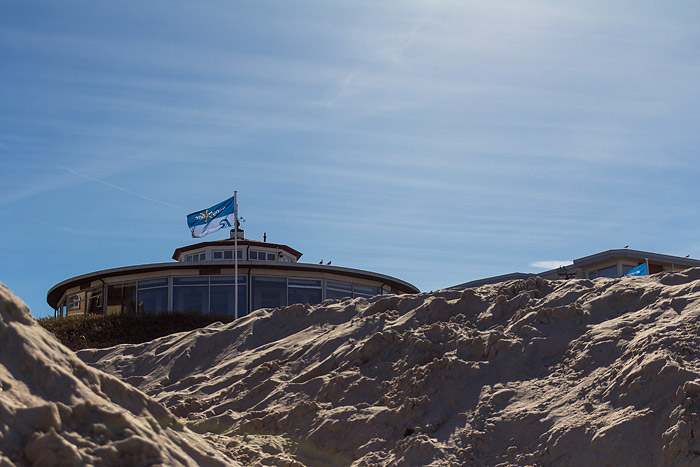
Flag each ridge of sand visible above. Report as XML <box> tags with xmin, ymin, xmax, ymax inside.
<box><xmin>0</xmin><ymin>282</ymin><xmax>237</xmax><ymax>467</ymax></box>
<box><xmin>76</xmin><ymin>269</ymin><xmax>700</xmax><ymax>466</ymax></box>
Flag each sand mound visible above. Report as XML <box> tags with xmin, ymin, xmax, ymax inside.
<box><xmin>0</xmin><ymin>282</ymin><xmax>236</xmax><ymax>467</ymax></box>
<box><xmin>77</xmin><ymin>269</ymin><xmax>700</xmax><ymax>466</ymax></box>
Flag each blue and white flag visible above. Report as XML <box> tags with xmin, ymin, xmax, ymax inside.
<box><xmin>187</xmin><ymin>196</ymin><xmax>236</xmax><ymax>238</ymax></box>
<box><xmin>623</xmin><ymin>262</ymin><xmax>647</xmax><ymax>277</ymax></box>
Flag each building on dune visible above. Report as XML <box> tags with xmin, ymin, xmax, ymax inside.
<box><xmin>47</xmin><ymin>228</ymin><xmax>420</xmax><ymax>318</ymax></box>
<box><xmin>48</xmin><ymin>235</ymin><xmax>700</xmax><ymax>320</ymax></box>
<box><xmin>452</xmin><ymin>248</ymin><xmax>700</xmax><ymax>289</ymax></box>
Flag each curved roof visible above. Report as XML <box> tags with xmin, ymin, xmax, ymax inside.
<box><xmin>46</xmin><ymin>260</ymin><xmax>420</xmax><ymax>309</ymax></box>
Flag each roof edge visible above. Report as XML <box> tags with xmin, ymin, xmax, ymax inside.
<box><xmin>573</xmin><ymin>249</ymin><xmax>700</xmax><ymax>268</ymax></box>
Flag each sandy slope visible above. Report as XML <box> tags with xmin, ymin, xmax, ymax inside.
<box><xmin>0</xmin><ymin>282</ymin><xmax>237</xmax><ymax>467</ymax></box>
<box><xmin>76</xmin><ymin>269</ymin><xmax>700</xmax><ymax>466</ymax></box>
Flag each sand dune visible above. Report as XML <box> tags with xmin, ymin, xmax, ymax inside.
<box><xmin>75</xmin><ymin>269</ymin><xmax>700</xmax><ymax>466</ymax></box>
<box><xmin>4</xmin><ymin>270</ymin><xmax>700</xmax><ymax>465</ymax></box>
<box><xmin>0</xmin><ymin>282</ymin><xmax>235</xmax><ymax>466</ymax></box>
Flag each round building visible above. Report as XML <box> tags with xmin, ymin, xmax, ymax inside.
<box><xmin>47</xmin><ymin>229</ymin><xmax>419</xmax><ymax>318</ymax></box>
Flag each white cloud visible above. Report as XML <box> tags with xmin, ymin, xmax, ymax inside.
<box><xmin>530</xmin><ymin>260</ymin><xmax>573</xmax><ymax>270</ymax></box>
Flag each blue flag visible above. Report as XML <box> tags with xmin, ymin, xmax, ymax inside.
<box><xmin>187</xmin><ymin>196</ymin><xmax>236</xmax><ymax>238</ymax></box>
<box><xmin>623</xmin><ymin>262</ymin><xmax>647</xmax><ymax>277</ymax></box>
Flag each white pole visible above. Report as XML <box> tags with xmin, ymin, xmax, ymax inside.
<box><xmin>234</xmin><ymin>191</ymin><xmax>239</xmax><ymax>319</ymax></box>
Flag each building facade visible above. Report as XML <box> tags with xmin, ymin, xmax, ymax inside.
<box><xmin>47</xmin><ymin>229</ymin><xmax>420</xmax><ymax>318</ymax></box>
<box><xmin>451</xmin><ymin>248</ymin><xmax>700</xmax><ymax>289</ymax></box>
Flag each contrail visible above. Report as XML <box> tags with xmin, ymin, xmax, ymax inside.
<box><xmin>53</xmin><ymin>164</ymin><xmax>181</xmax><ymax>209</ymax></box>
<box><xmin>31</xmin><ymin>219</ymin><xmax>81</xmax><ymax>233</ymax></box>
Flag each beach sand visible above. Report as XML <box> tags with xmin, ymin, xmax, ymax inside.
<box><xmin>4</xmin><ymin>269</ymin><xmax>700</xmax><ymax>465</ymax></box>
<box><xmin>0</xmin><ymin>282</ymin><xmax>235</xmax><ymax>466</ymax></box>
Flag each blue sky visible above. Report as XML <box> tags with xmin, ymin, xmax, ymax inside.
<box><xmin>2</xmin><ymin>1</ymin><xmax>699</xmax><ymax>318</ymax></box>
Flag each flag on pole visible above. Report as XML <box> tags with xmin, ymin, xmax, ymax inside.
<box><xmin>187</xmin><ymin>195</ymin><xmax>236</xmax><ymax>238</ymax></box>
<box><xmin>622</xmin><ymin>262</ymin><xmax>648</xmax><ymax>277</ymax></box>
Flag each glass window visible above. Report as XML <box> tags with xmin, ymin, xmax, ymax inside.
<box><xmin>622</xmin><ymin>265</ymin><xmax>636</xmax><ymax>275</ymax></box>
<box><xmin>107</xmin><ymin>283</ymin><xmax>137</xmax><ymax>315</ymax></box>
<box><xmin>250</xmin><ymin>251</ymin><xmax>274</xmax><ymax>261</ymax></box>
<box><xmin>591</xmin><ymin>265</ymin><xmax>618</xmax><ymax>279</ymax></box>
<box><xmin>210</xmin><ymin>275</ymin><xmax>236</xmax><ymax>285</ymax></box>
<box><xmin>173</xmin><ymin>276</ymin><xmax>209</xmax><ymax>313</ymax></box>
<box><xmin>139</xmin><ymin>278</ymin><xmax>168</xmax><ymax>288</ymax></box>
<box><xmin>210</xmin><ymin>276</ymin><xmax>247</xmax><ymax>317</ymax></box>
<box><xmin>289</xmin><ymin>278</ymin><xmax>322</xmax><ymax>287</ymax></box>
<box><xmin>186</xmin><ymin>253</ymin><xmax>205</xmax><ymax>262</ymax></box>
<box><xmin>354</xmin><ymin>284</ymin><xmax>379</xmax><ymax>298</ymax></box>
<box><xmin>138</xmin><ymin>278</ymin><xmax>168</xmax><ymax>315</ymax></box>
<box><xmin>252</xmin><ymin>276</ymin><xmax>287</xmax><ymax>311</ymax></box>
<box><xmin>173</xmin><ymin>277</ymin><xmax>209</xmax><ymax>286</ymax></box>
<box><xmin>288</xmin><ymin>278</ymin><xmax>322</xmax><ymax>306</ymax></box>
<box><xmin>86</xmin><ymin>287</ymin><xmax>104</xmax><ymax>315</ymax></box>
<box><xmin>67</xmin><ymin>291</ymin><xmax>89</xmax><ymax>314</ymax></box>
<box><xmin>214</xmin><ymin>251</ymin><xmax>238</xmax><ymax>260</ymax></box>
<box><xmin>138</xmin><ymin>287</ymin><xmax>168</xmax><ymax>315</ymax></box>
<box><xmin>237</xmin><ymin>250</ymin><xmax>243</xmax><ymax>260</ymax></box>
<box><xmin>67</xmin><ymin>293</ymin><xmax>81</xmax><ymax>311</ymax></box>
<box><xmin>326</xmin><ymin>280</ymin><xmax>352</xmax><ymax>300</ymax></box>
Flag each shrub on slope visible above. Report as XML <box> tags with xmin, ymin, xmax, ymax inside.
<box><xmin>38</xmin><ymin>312</ymin><xmax>235</xmax><ymax>351</ymax></box>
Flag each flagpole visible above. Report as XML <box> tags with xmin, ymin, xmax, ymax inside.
<box><xmin>234</xmin><ymin>191</ymin><xmax>239</xmax><ymax>319</ymax></box>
